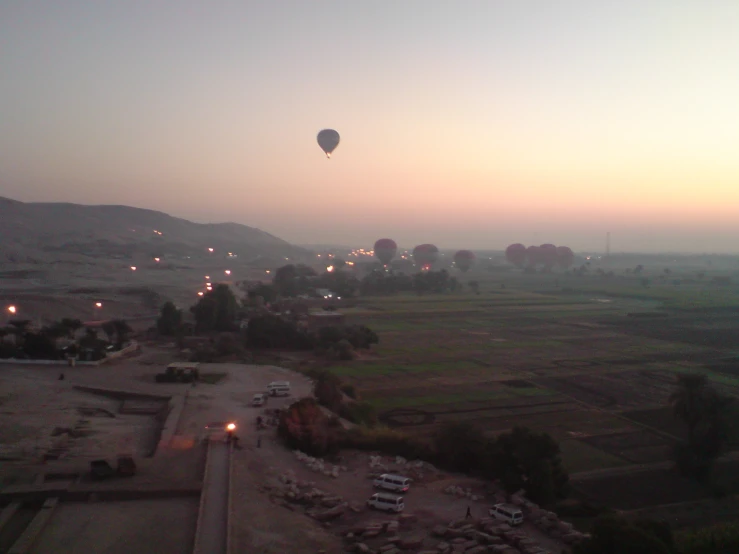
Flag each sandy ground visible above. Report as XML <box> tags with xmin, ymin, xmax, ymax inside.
<box><xmin>0</xmin><ymin>367</ymin><xmax>158</xmax><ymax>463</ymax></box>
<box><xmin>1</xmin><ymin>348</ymin><xmax>565</xmax><ymax>554</ymax></box>
<box><xmin>31</xmin><ymin>499</ymin><xmax>198</xmax><ymax>554</ymax></box>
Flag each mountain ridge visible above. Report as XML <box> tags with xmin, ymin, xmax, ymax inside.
<box><xmin>0</xmin><ymin>196</ymin><xmax>306</xmax><ymax>264</ymax></box>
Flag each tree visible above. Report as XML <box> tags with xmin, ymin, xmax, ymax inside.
<box><xmin>157</xmin><ymin>301</ymin><xmax>183</xmax><ymax>335</ymax></box>
<box><xmin>486</xmin><ymin>426</ymin><xmax>569</xmax><ymax>504</ymax></box>
<box><xmin>273</xmin><ymin>264</ymin><xmax>317</xmax><ymax>297</ymax></box>
<box><xmin>669</xmin><ymin>373</ymin><xmax>734</xmax><ymax>479</ymax></box>
<box><xmin>59</xmin><ymin>318</ymin><xmax>83</xmax><ymax>338</ymax></box>
<box><xmin>101</xmin><ymin>321</ymin><xmax>116</xmax><ymax>343</ymax></box>
<box><xmin>190</xmin><ymin>284</ymin><xmax>238</xmax><ymax>333</ymax></box>
<box><xmin>245</xmin><ymin>314</ymin><xmax>313</xmax><ymax>349</ymax></box>
<box><xmin>111</xmin><ymin>319</ymin><xmax>132</xmax><ymax>348</ymax></box>
<box><xmin>246</xmin><ymin>282</ymin><xmax>278</xmax><ymax>304</ymax></box>
<box><xmin>434</xmin><ymin>422</ymin><xmax>488</xmax><ymax>473</ymax></box>
<box><xmin>313</xmin><ymin>371</ymin><xmax>344</xmax><ymax>411</ymax></box>
<box><xmin>670</xmin><ymin>374</ymin><xmax>711</xmax><ymax>446</ymax></box>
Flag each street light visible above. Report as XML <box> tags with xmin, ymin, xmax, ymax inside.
<box><xmin>130</xmin><ymin>266</ymin><xmax>137</xmax><ymax>271</ymax></box>
<box><xmin>7</xmin><ymin>305</ymin><xmax>16</xmax><ymax>315</ymax></box>
<box><xmin>95</xmin><ymin>302</ymin><xmax>102</xmax><ymax>308</ymax></box>
<box><xmin>225</xmin><ymin>270</ymin><xmax>231</xmax><ymax>275</ymax></box>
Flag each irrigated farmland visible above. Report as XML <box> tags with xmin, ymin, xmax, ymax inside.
<box><xmin>326</xmin><ymin>275</ymin><xmax>739</xmax><ymax>495</ymax></box>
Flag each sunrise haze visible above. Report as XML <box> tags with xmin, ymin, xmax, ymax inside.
<box><xmin>1</xmin><ymin>1</ymin><xmax>738</xmax><ymax>252</ymax></box>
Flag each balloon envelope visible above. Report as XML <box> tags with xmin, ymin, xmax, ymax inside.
<box><xmin>453</xmin><ymin>250</ymin><xmax>476</xmax><ymax>272</ymax></box>
<box><xmin>317</xmin><ymin>129</ymin><xmax>340</xmax><ymax>158</ymax></box>
<box><xmin>412</xmin><ymin>244</ymin><xmax>439</xmax><ymax>268</ymax></box>
<box><xmin>526</xmin><ymin>245</ymin><xmax>543</xmax><ymax>266</ymax></box>
<box><xmin>539</xmin><ymin>244</ymin><xmax>558</xmax><ymax>267</ymax></box>
<box><xmin>374</xmin><ymin>238</ymin><xmax>398</xmax><ymax>265</ymax></box>
<box><xmin>556</xmin><ymin>246</ymin><xmax>575</xmax><ymax>268</ymax></box>
<box><xmin>505</xmin><ymin>243</ymin><xmax>527</xmax><ymax>267</ymax></box>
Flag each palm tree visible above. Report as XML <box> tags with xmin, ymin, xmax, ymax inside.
<box><xmin>669</xmin><ymin>373</ymin><xmax>715</xmax><ymax>445</ymax></box>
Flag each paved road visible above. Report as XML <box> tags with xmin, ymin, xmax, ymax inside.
<box><xmin>193</xmin><ymin>440</ymin><xmax>230</xmax><ymax>554</ymax></box>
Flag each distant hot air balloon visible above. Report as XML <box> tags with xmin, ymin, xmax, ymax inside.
<box><xmin>505</xmin><ymin>243</ymin><xmax>527</xmax><ymax>267</ymax></box>
<box><xmin>374</xmin><ymin>238</ymin><xmax>398</xmax><ymax>266</ymax></box>
<box><xmin>539</xmin><ymin>244</ymin><xmax>558</xmax><ymax>269</ymax></box>
<box><xmin>412</xmin><ymin>244</ymin><xmax>439</xmax><ymax>269</ymax></box>
<box><xmin>556</xmin><ymin>246</ymin><xmax>575</xmax><ymax>268</ymax></box>
<box><xmin>317</xmin><ymin>129</ymin><xmax>340</xmax><ymax>158</ymax></box>
<box><xmin>454</xmin><ymin>250</ymin><xmax>476</xmax><ymax>272</ymax></box>
<box><xmin>526</xmin><ymin>245</ymin><xmax>543</xmax><ymax>267</ymax></box>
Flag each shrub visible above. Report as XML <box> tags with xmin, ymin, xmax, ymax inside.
<box><xmin>340</xmin><ymin>384</ymin><xmax>358</xmax><ymax>399</ymax></box>
<box><xmin>338</xmin><ymin>402</ymin><xmax>378</xmax><ymax>427</ymax></box>
<box><xmin>337</xmin><ymin>427</ymin><xmax>433</xmax><ymax>461</ymax></box>
<box><xmin>278</xmin><ymin>398</ymin><xmax>338</xmax><ymax>457</ymax></box>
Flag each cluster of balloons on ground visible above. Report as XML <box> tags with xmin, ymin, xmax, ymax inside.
<box><xmin>505</xmin><ymin>243</ymin><xmax>574</xmax><ymax>269</ymax></box>
<box><xmin>369</xmin><ymin>239</ymin><xmax>574</xmax><ymax>272</ymax></box>
<box><xmin>317</xmin><ymin>131</ymin><xmax>574</xmax><ymax>272</ymax></box>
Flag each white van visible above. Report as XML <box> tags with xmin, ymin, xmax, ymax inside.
<box><xmin>489</xmin><ymin>503</ymin><xmax>524</xmax><ymax>526</ymax></box>
<box><xmin>367</xmin><ymin>493</ymin><xmax>404</xmax><ymax>513</ymax></box>
<box><xmin>266</xmin><ymin>381</ymin><xmax>291</xmax><ymax>397</ymax></box>
<box><xmin>373</xmin><ymin>474</ymin><xmax>411</xmax><ymax>493</ymax></box>
<box><xmin>252</xmin><ymin>394</ymin><xmax>265</xmax><ymax>407</ymax></box>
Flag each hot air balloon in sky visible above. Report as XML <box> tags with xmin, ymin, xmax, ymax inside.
<box><xmin>454</xmin><ymin>250</ymin><xmax>476</xmax><ymax>272</ymax></box>
<box><xmin>374</xmin><ymin>238</ymin><xmax>397</xmax><ymax>266</ymax></box>
<box><xmin>505</xmin><ymin>243</ymin><xmax>527</xmax><ymax>267</ymax></box>
<box><xmin>317</xmin><ymin>129</ymin><xmax>340</xmax><ymax>158</ymax></box>
<box><xmin>412</xmin><ymin>244</ymin><xmax>439</xmax><ymax>270</ymax></box>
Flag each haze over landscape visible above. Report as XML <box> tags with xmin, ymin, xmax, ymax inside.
<box><xmin>5</xmin><ymin>3</ymin><xmax>739</xmax><ymax>554</ymax></box>
<box><xmin>2</xmin><ymin>1</ymin><xmax>739</xmax><ymax>252</ymax></box>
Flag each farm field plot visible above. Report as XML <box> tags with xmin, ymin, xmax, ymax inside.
<box><xmin>331</xmin><ymin>283</ymin><xmax>739</xmax><ymax>481</ymax></box>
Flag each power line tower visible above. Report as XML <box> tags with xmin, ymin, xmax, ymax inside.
<box><xmin>606</xmin><ymin>232</ymin><xmax>611</xmax><ymax>258</ymax></box>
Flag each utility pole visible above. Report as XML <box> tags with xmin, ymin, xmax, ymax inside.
<box><xmin>606</xmin><ymin>232</ymin><xmax>611</xmax><ymax>258</ymax></box>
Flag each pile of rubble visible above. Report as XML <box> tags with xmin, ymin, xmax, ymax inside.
<box><xmin>344</xmin><ymin>515</ymin><xmax>549</xmax><ymax>554</ymax></box>
<box><xmin>442</xmin><ymin>485</ymin><xmax>483</xmax><ymax>502</ymax></box>
<box><xmin>293</xmin><ymin>450</ymin><xmax>346</xmax><ymax>478</ymax></box>
<box><xmin>343</xmin><ymin>514</ymin><xmax>426</xmax><ymax>554</ymax></box>
<box><xmin>509</xmin><ymin>492</ymin><xmax>589</xmax><ymax>547</ymax></box>
<box><xmin>367</xmin><ymin>455</ymin><xmax>434</xmax><ymax>482</ymax></box>
<box><xmin>270</xmin><ymin>471</ymin><xmax>362</xmax><ymax>522</ymax></box>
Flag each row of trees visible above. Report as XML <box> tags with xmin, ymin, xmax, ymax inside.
<box><xmin>359</xmin><ymin>269</ymin><xmax>462</xmax><ymax>296</ymax></box>
<box><xmin>0</xmin><ymin>318</ymin><xmax>131</xmax><ymax>360</ymax></box>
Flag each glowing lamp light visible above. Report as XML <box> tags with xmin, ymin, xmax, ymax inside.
<box><xmin>208</xmin><ymin>248</ymin><xmax>214</xmax><ymax>253</ymax></box>
<box><xmin>205</xmin><ymin>275</ymin><xmax>210</xmax><ymax>279</ymax></box>
<box><xmin>226</xmin><ymin>423</ymin><xmax>236</xmax><ymax>431</ymax></box>
<box><xmin>7</xmin><ymin>305</ymin><xmax>17</xmax><ymax>314</ymax></box>
<box><xmin>327</xmin><ymin>266</ymin><xmax>334</xmax><ymax>272</ymax></box>
<box><xmin>95</xmin><ymin>302</ymin><xmax>102</xmax><ymax>308</ymax></box>
<box><xmin>206</xmin><ymin>282</ymin><xmax>212</xmax><ymax>286</ymax></box>
<box><xmin>266</xmin><ymin>270</ymin><xmax>271</xmax><ymax>274</ymax></box>
<box><xmin>206</xmin><ymin>286</ymin><xmax>213</xmax><ymax>291</ymax></box>
<box><xmin>154</xmin><ymin>257</ymin><xmax>160</xmax><ymax>262</ymax></box>
<box><xmin>225</xmin><ymin>270</ymin><xmax>231</xmax><ymax>275</ymax></box>
<box><xmin>130</xmin><ymin>266</ymin><xmax>137</xmax><ymax>271</ymax></box>
<box><xmin>197</xmin><ymin>292</ymin><xmax>204</xmax><ymax>296</ymax></box>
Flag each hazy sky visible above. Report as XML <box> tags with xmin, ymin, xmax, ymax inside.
<box><xmin>1</xmin><ymin>1</ymin><xmax>738</xmax><ymax>253</ymax></box>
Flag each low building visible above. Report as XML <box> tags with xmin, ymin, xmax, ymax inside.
<box><xmin>306</xmin><ymin>312</ymin><xmax>345</xmax><ymax>332</ymax></box>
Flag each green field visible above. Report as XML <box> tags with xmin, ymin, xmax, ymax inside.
<box><xmin>318</xmin><ymin>271</ymin><xmax>739</xmax><ymax>491</ymax></box>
